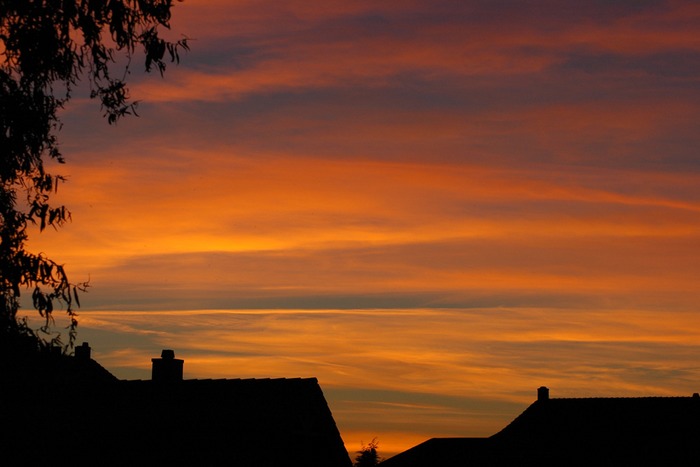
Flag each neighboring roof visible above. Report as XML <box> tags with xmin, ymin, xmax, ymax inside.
<box><xmin>381</xmin><ymin>393</ymin><xmax>700</xmax><ymax>467</ymax></box>
<box><xmin>1</xmin><ymin>345</ymin><xmax>118</xmax><ymax>385</ymax></box>
<box><xmin>493</xmin><ymin>395</ymin><xmax>700</xmax><ymax>466</ymax></box>
<box><xmin>1</xmin><ymin>352</ymin><xmax>351</xmax><ymax>467</ymax></box>
<box><xmin>378</xmin><ymin>438</ymin><xmax>490</xmax><ymax>467</ymax></box>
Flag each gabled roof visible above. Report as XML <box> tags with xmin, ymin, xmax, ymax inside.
<box><xmin>2</xmin><ymin>351</ymin><xmax>351</xmax><ymax>467</ymax></box>
<box><xmin>109</xmin><ymin>378</ymin><xmax>350</xmax><ymax>466</ymax></box>
<box><xmin>381</xmin><ymin>391</ymin><xmax>700</xmax><ymax>467</ymax></box>
<box><xmin>491</xmin><ymin>395</ymin><xmax>700</xmax><ymax>466</ymax></box>
<box><xmin>378</xmin><ymin>438</ymin><xmax>490</xmax><ymax>467</ymax></box>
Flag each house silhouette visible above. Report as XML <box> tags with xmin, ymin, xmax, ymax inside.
<box><xmin>380</xmin><ymin>386</ymin><xmax>700</xmax><ymax>466</ymax></box>
<box><xmin>1</xmin><ymin>343</ymin><xmax>352</xmax><ymax>466</ymax></box>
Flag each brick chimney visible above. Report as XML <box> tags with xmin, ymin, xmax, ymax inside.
<box><xmin>151</xmin><ymin>349</ymin><xmax>184</xmax><ymax>382</ymax></box>
<box><xmin>537</xmin><ymin>386</ymin><xmax>549</xmax><ymax>401</ymax></box>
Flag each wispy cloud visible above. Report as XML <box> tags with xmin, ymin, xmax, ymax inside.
<box><xmin>75</xmin><ymin>307</ymin><xmax>700</xmax><ymax>455</ymax></box>
<box><xmin>147</xmin><ymin>0</ymin><xmax>700</xmax><ymax>104</ymax></box>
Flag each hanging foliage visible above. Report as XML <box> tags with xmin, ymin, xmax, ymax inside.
<box><xmin>0</xmin><ymin>0</ymin><xmax>188</xmax><ymax>352</ymax></box>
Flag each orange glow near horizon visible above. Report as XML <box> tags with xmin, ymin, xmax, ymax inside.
<box><xmin>19</xmin><ymin>0</ymin><xmax>700</xmax><ymax>460</ymax></box>
<box><xmin>69</xmin><ymin>307</ymin><xmax>700</xmax><ymax>457</ymax></box>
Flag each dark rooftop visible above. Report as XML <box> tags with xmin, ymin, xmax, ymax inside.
<box><xmin>381</xmin><ymin>387</ymin><xmax>700</xmax><ymax>467</ymax></box>
<box><xmin>1</xmin><ymin>346</ymin><xmax>351</xmax><ymax>467</ymax></box>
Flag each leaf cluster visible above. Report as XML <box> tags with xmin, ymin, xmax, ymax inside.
<box><xmin>354</xmin><ymin>438</ymin><xmax>382</xmax><ymax>467</ymax></box>
<box><xmin>0</xmin><ymin>0</ymin><xmax>187</xmax><ymax>351</ymax></box>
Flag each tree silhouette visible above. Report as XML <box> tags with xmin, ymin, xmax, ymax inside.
<box><xmin>0</xmin><ymin>1</ymin><xmax>188</xmax><ymax>352</ymax></box>
<box><xmin>354</xmin><ymin>438</ymin><xmax>382</xmax><ymax>467</ymax></box>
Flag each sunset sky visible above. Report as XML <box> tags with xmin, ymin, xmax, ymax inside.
<box><xmin>25</xmin><ymin>0</ymin><xmax>700</xmax><ymax>458</ymax></box>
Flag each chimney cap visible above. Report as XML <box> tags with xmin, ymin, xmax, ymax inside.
<box><xmin>161</xmin><ymin>349</ymin><xmax>175</xmax><ymax>359</ymax></box>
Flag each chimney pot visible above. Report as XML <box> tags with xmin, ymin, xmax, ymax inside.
<box><xmin>537</xmin><ymin>386</ymin><xmax>549</xmax><ymax>401</ymax></box>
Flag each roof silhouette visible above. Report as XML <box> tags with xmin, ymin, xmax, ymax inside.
<box><xmin>1</xmin><ymin>345</ymin><xmax>351</xmax><ymax>467</ymax></box>
<box><xmin>380</xmin><ymin>387</ymin><xmax>700</xmax><ymax>466</ymax></box>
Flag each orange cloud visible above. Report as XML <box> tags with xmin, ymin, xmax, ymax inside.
<box><xmin>30</xmin><ymin>151</ymin><xmax>700</xmax><ymax>314</ymax></box>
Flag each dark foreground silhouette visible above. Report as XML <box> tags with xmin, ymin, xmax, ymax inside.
<box><xmin>380</xmin><ymin>386</ymin><xmax>700</xmax><ymax>466</ymax></box>
<box><xmin>1</xmin><ymin>344</ymin><xmax>351</xmax><ymax>467</ymax></box>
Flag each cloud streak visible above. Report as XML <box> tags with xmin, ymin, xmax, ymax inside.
<box><xmin>74</xmin><ymin>307</ymin><xmax>700</xmax><ymax>455</ymax></box>
<box><xmin>146</xmin><ymin>0</ymin><xmax>700</xmax><ymax>103</ymax></box>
